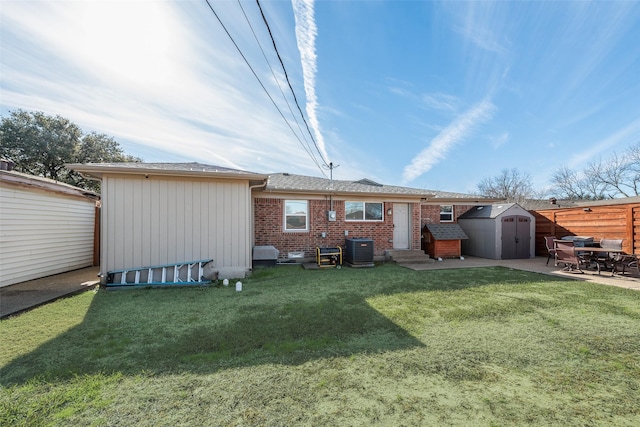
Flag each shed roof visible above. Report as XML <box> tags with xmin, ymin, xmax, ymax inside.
<box><xmin>457</xmin><ymin>203</ymin><xmax>527</xmax><ymax>219</ymax></box>
<box><xmin>0</xmin><ymin>169</ymin><xmax>99</xmax><ymax>200</ymax></box>
<box><xmin>424</xmin><ymin>223</ymin><xmax>468</xmax><ymax>240</ymax></box>
<box><xmin>66</xmin><ymin>162</ymin><xmax>268</xmax><ymax>181</ymax></box>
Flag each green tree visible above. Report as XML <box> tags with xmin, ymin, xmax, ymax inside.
<box><xmin>0</xmin><ymin>110</ymin><xmax>141</xmax><ymax>191</ymax></box>
<box><xmin>0</xmin><ymin>110</ymin><xmax>82</xmax><ymax>181</ymax></box>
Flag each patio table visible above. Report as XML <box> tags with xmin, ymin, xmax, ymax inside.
<box><xmin>553</xmin><ymin>240</ymin><xmax>626</xmax><ymax>275</ymax></box>
<box><xmin>575</xmin><ymin>247</ymin><xmax>630</xmax><ymax>276</ymax></box>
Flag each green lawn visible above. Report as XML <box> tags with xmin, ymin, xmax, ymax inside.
<box><xmin>1</xmin><ymin>264</ymin><xmax>639</xmax><ymax>426</ymax></box>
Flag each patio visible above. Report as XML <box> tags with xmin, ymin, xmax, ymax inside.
<box><xmin>400</xmin><ymin>256</ymin><xmax>640</xmax><ymax>291</ymax></box>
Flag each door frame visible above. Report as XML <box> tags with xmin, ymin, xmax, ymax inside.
<box><xmin>393</xmin><ymin>203</ymin><xmax>410</xmax><ymax>250</ymax></box>
<box><xmin>501</xmin><ymin>215</ymin><xmax>531</xmax><ymax>259</ymax></box>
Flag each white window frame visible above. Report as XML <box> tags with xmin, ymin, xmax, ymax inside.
<box><xmin>345</xmin><ymin>201</ymin><xmax>384</xmax><ymax>222</ymax></box>
<box><xmin>284</xmin><ymin>200</ymin><xmax>309</xmax><ymax>232</ymax></box>
<box><xmin>440</xmin><ymin>205</ymin><xmax>454</xmax><ymax>222</ymax></box>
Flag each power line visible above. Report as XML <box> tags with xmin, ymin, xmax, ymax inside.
<box><xmin>255</xmin><ymin>0</ymin><xmax>329</xmax><ymax>168</ymax></box>
<box><xmin>203</xmin><ymin>0</ymin><xmax>326</xmax><ymax>175</ymax></box>
<box><xmin>235</xmin><ymin>0</ymin><xmax>323</xmax><ymax>172</ymax></box>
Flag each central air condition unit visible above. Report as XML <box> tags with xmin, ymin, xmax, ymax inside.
<box><xmin>344</xmin><ymin>238</ymin><xmax>374</xmax><ymax>266</ymax></box>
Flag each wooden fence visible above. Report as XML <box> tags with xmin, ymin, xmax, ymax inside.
<box><xmin>532</xmin><ymin>201</ymin><xmax>640</xmax><ymax>256</ymax></box>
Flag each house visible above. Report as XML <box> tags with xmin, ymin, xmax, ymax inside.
<box><xmin>252</xmin><ymin>173</ymin><xmax>434</xmax><ymax>262</ymax></box>
<box><xmin>253</xmin><ymin>173</ymin><xmax>499</xmax><ymax>263</ymax></box>
<box><xmin>0</xmin><ymin>161</ymin><xmax>99</xmax><ymax>287</ymax></box>
<box><xmin>68</xmin><ymin>162</ymin><xmax>499</xmax><ymax>281</ymax></box>
<box><xmin>458</xmin><ymin>203</ymin><xmax>536</xmax><ymax>260</ymax></box>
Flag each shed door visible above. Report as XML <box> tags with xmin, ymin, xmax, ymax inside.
<box><xmin>501</xmin><ymin>215</ymin><xmax>530</xmax><ymax>259</ymax></box>
<box><xmin>393</xmin><ymin>203</ymin><xmax>410</xmax><ymax>249</ymax></box>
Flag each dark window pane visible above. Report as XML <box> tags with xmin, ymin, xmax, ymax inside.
<box><xmin>286</xmin><ymin>216</ymin><xmax>306</xmax><ymax>230</ymax></box>
<box><xmin>365</xmin><ymin>203</ymin><xmax>383</xmax><ymax>220</ymax></box>
<box><xmin>345</xmin><ymin>202</ymin><xmax>364</xmax><ymax>220</ymax></box>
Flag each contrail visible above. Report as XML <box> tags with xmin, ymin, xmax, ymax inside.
<box><xmin>402</xmin><ymin>99</ymin><xmax>495</xmax><ymax>184</ymax></box>
<box><xmin>292</xmin><ymin>0</ymin><xmax>329</xmax><ymax>164</ymax></box>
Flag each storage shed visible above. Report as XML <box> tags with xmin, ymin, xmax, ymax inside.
<box><xmin>0</xmin><ymin>166</ymin><xmax>99</xmax><ymax>287</ymax></box>
<box><xmin>67</xmin><ymin>162</ymin><xmax>268</xmax><ymax>281</ymax></box>
<box><xmin>422</xmin><ymin>223</ymin><xmax>468</xmax><ymax>259</ymax></box>
<box><xmin>458</xmin><ymin>203</ymin><xmax>535</xmax><ymax>260</ymax></box>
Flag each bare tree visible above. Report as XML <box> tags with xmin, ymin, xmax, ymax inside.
<box><xmin>476</xmin><ymin>168</ymin><xmax>538</xmax><ymax>205</ymax></box>
<box><xmin>625</xmin><ymin>142</ymin><xmax>640</xmax><ymax>195</ymax></box>
<box><xmin>551</xmin><ymin>141</ymin><xmax>640</xmax><ymax>199</ymax></box>
<box><xmin>550</xmin><ymin>166</ymin><xmax>589</xmax><ymax>200</ymax></box>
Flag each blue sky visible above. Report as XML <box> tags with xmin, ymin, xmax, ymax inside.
<box><xmin>1</xmin><ymin>1</ymin><xmax>639</xmax><ymax>195</ymax></box>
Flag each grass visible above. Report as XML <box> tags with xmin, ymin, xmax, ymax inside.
<box><xmin>1</xmin><ymin>263</ymin><xmax>639</xmax><ymax>426</ymax></box>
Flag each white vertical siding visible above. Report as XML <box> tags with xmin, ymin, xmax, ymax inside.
<box><xmin>101</xmin><ymin>175</ymin><xmax>251</xmax><ymax>278</ymax></box>
<box><xmin>0</xmin><ymin>185</ymin><xmax>95</xmax><ymax>287</ymax></box>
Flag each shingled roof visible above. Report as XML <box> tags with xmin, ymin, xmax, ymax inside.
<box><xmin>264</xmin><ymin>173</ymin><xmax>435</xmax><ymax>197</ymax></box>
<box><xmin>66</xmin><ymin>162</ymin><xmax>267</xmax><ymax>181</ymax></box>
<box><xmin>424</xmin><ymin>223</ymin><xmax>468</xmax><ymax>240</ymax></box>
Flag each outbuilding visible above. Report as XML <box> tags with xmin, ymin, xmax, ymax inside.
<box><xmin>0</xmin><ymin>163</ymin><xmax>99</xmax><ymax>287</ymax></box>
<box><xmin>68</xmin><ymin>162</ymin><xmax>267</xmax><ymax>281</ymax></box>
<box><xmin>458</xmin><ymin>203</ymin><xmax>535</xmax><ymax>260</ymax></box>
<box><xmin>422</xmin><ymin>223</ymin><xmax>468</xmax><ymax>259</ymax></box>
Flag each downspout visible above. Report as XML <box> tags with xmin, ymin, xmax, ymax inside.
<box><xmin>249</xmin><ymin>180</ymin><xmax>268</xmax><ymax>252</ymax></box>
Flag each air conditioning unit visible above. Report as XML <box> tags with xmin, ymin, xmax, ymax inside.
<box><xmin>344</xmin><ymin>238</ymin><xmax>374</xmax><ymax>266</ymax></box>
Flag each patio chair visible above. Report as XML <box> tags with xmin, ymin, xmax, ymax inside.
<box><xmin>612</xmin><ymin>254</ymin><xmax>639</xmax><ymax>277</ymax></box>
<box><xmin>544</xmin><ymin>236</ymin><xmax>557</xmax><ymax>266</ymax></box>
<box><xmin>594</xmin><ymin>239</ymin><xmax>623</xmax><ymax>275</ymax></box>
<box><xmin>554</xmin><ymin>240</ymin><xmax>583</xmax><ymax>273</ymax></box>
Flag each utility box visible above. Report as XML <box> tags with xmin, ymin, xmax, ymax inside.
<box><xmin>344</xmin><ymin>238</ymin><xmax>374</xmax><ymax>266</ymax></box>
<box><xmin>252</xmin><ymin>245</ymin><xmax>279</xmax><ymax>268</ymax></box>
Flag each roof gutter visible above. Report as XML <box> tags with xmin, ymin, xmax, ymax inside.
<box><xmin>65</xmin><ymin>163</ymin><xmax>269</xmax><ymax>181</ymax></box>
<box><xmin>263</xmin><ymin>187</ymin><xmax>436</xmax><ymax>199</ymax></box>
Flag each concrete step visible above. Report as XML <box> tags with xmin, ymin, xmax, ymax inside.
<box><xmin>387</xmin><ymin>250</ymin><xmax>435</xmax><ymax>264</ymax></box>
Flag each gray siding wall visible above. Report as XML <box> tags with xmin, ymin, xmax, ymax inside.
<box><xmin>101</xmin><ymin>175</ymin><xmax>251</xmax><ymax>279</ymax></box>
<box><xmin>0</xmin><ymin>185</ymin><xmax>95</xmax><ymax>287</ymax></box>
<box><xmin>459</xmin><ymin>220</ymin><xmax>498</xmax><ymax>259</ymax></box>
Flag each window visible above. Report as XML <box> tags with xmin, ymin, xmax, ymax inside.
<box><xmin>440</xmin><ymin>205</ymin><xmax>453</xmax><ymax>222</ymax></box>
<box><xmin>284</xmin><ymin>200</ymin><xmax>308</xmax><ymax>231</ymax></box>
<box><xmin>345</xmin><ymin>202</ymin><xmax>383</xmax><ymax>221</ymax></box>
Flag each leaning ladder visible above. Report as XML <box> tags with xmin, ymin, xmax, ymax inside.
<box><xmin>106</xmin><ymin>259</ymin><xmax>214</xmax><ymax>288</ymax></box>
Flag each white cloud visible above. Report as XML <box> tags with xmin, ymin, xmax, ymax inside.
<box><xmin>567</xmin><ymin>117</ymin><xmax>640</xmax><ymax>168</ymax></box>
<box><xmin>422</xmin><ymin>93</ymin><xmax>460</xmax><ymax>112</ymax></box>
<box><xmin>291</xmin><ymin>0</ymin><xmax>329</xmax><ymax>165</ymax></box>
<box><xmin>490</xmin><ymin>132</ymin><xmax>509</xmax><ymax>149</ymax></box>
<box><xmin>402</xmin><ymin>99</ymin><xmax>496</xmax><ymax>184</ymax></box>
<box><xmin>450</xmin><ymin>3</ymin><xmax>509</xmax><ymax>54</ymax></box>
<box><xmin>0</xmin><ymin>1</ymin><xmax>324</xmax><ymax>175</ymax></box>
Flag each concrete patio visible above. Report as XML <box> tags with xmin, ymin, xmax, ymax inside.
<box><xmin>400</xmin><ymin>256</ymin><xmax>640</xmax><ymax>291</ymax></box>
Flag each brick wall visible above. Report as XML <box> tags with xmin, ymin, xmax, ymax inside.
<box><xmin>420</xmin><ymin>204</ymin><xmax>476</xmax><ymax>227</ymax></box>
<box><xmin>254</xmin><ymin>198</ymin><xmax>421</xmax><ymax>259</ymax></box>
